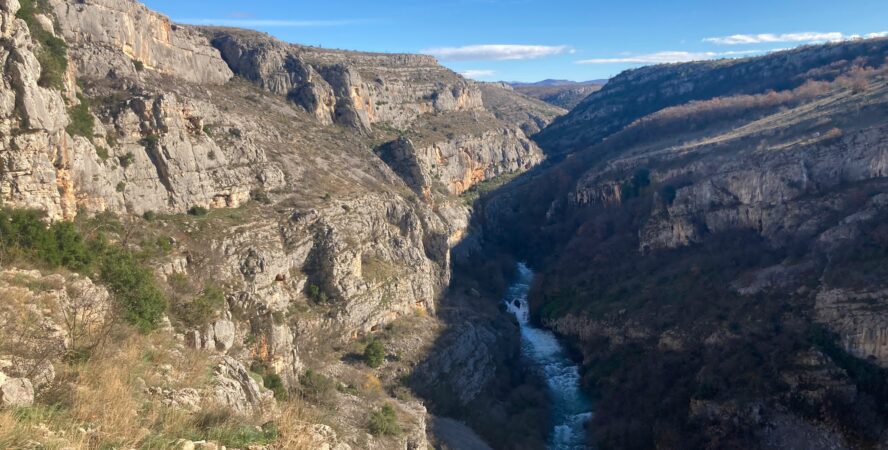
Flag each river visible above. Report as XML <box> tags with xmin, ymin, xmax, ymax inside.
<box><xmin>504</xmin><ymin>263</ymin><xmax>593</xmax><ymax>450</ymax></box>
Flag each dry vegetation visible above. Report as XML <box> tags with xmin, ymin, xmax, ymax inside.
<box><xmin>0</xmin><ymin>332</ymin><xmax>317</xmax><ymax>449</ymax></box>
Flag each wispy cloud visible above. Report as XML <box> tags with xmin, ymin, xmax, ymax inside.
<box><xmin>177</xmin><ymin>18</ymin><xmax>369</xmax><ymax>28</ymax></box>
<box><xmin>227</xmin><ymin>12</ymin><xmax>256</xmax><ymax>19</ymax></box>
<box><xmin>422</xmin><ymin>45</ymin><xmax>573</xmax><ymax>61</ymax></box>
<box><xmin>704</xmin><ymin>31</ymin><xmax>888</xmax><ymax>45</ymax></box>
<box><xmin>460</xmin><ymin>69</ymin><xmax>496</xmax><ymax>79</ymax></box>
<box><xmin>576</xmin><ymin>50</ymin><xmax>765</xmax><ymax>65</ymax></box>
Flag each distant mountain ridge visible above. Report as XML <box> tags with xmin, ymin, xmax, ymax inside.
<box><xmin>508</xmin><ymin>79</ymin><xmax>607</xmax><ymax>110</ymax></box>
<box><xmin>508</xmin><ymin>79</ymin><xmax>609</xmax><ymax>87</ymax></box>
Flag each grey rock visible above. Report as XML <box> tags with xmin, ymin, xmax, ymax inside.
<box><xmin>203</xmin><ymin>28</ymin><xmax>483</xmax><ymax>130</ymax></box>
<box><xmin>49</xmin><ymin>0</ymin><xmax>232</xmax><ymax>84</ymax></box>
<box><xmin>211</xmin><ymin>356</ymin><xmax>272</xmax><ymax>414</ymax></box>
<box><xmin>0</xmin><ymin>377</ymin><xmax>34</xmax><ymax>407</ymax></box>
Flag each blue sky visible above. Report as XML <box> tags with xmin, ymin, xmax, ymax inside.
<box><xmin>142</xmin><ymin>0</ymin><xmax>888</xmax><ymax>82</ymax></box>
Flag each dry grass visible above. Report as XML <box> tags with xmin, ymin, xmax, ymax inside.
<box><xmin>0</xmin><ymin>330</ymin><xmax>321</xmax><ymax>449</ymax></box>
<box><xmin>268</xmin><ymin>401</ymin><xmax>317</xmax><ymax>450</ymax></box>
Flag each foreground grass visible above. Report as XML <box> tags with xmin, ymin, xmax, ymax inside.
<box><xmin>0</xmin><ymin>333</ymin><xmax>315</xmax><ymax>449</ymax></box>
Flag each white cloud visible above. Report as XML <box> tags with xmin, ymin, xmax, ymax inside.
<box><xmin>460</xmin><ymin>70</ymin><xmax>496</xmax><ymax>79</ymax></box>
<box><xmin>575</xmin><ymin>50</ymin><xmax>764</xmax><ymax>65</ymax></box>
<box><xmin>178</xmin><ymin>18</ymin><xmax>367</xmax><ymax>27</ymax></box>
<box><xmin>704</xmin><ymin>31</ymin><xmax>888</xmax><ymax>45</ymax></box>
<box><xmin>421</xmin><ymin>45</ymin><xmax>572</xmax><ymax>61</ymax></box>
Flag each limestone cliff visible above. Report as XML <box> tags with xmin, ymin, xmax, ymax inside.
<box><xmin>203</xmin><ymin>28</ymin><xmax>482</xmax><ymax>131</ymax></box>
<box><xmin>49</xmin><ymin>0</ymin><xmax>232</xmax><ymax>84</ymax></box>
<box><xmin>378</xmin><ymin>111</ymin><xmax>543</xmax><ymax>197</ymax></box>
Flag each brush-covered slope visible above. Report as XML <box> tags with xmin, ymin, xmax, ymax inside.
<box><xmin>480</xmin><ymin>40</ymin><xmax>888</xmax><ymax>449</ymax></box>
<box><xmin>478</xmin><ymin>82</ymin><xmax>566</xmax><ymax>135</ymax></box>
<box><xmin>535</xmin><ymin>39</ymin><xmax>888</xmax><ymax>155</ymax></box>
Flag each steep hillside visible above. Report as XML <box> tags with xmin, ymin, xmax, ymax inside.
<box><xmin>477</xmin><ymin>82</ymin><xmax>566</xmax><ymax>135</ymax></box>
<box><xmin>0</xmin><ymin>0</ymin><xmax>550</xmax><ymax>448</ymax></box>
<box><xmin>478</xmin><ymin>40</ymin><xmax>888</xmax><ymax>449</ymax></box>
<box><xmin>536</xmin><ymin>39</ymin><xmax>888</xmax><ymax>154</ymax></box>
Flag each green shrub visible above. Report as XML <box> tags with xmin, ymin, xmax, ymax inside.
<box><xmin>0</xmin><ymin>209</ymin><xmax>92</xmax><ymax>271</ymax></box>
<box><xmin>187</xmin><ymin>206</ymin><xmax>209</xmax><ymax>216</ymax></box>
<box><xmin>363</xmin><ymin>340</ymin><xmax>385</xmax><ymax>368</ymax></box>
<box><xmin>154</xmin><ymin>235</ymin><xmax>173</xmax><ymax>254</ymax></box>
<box><xmin>300</xmin><ymin>369</ymin><xmax>334</xmax><ymax>405</ymax></box>
<box><xmin>368</xmin><ymin>404</ymin><xmax>401</xmax><ymax>436</ymax></box>
<box><xmin>250</xmin><ymin>362</ymin><xmax>288</xmax><ymax>400</ymax></box>
<box><xmin>95</xmin><ymin>146</ymin><xmax>109</xmax><ymax>161</ymax></box>
<box><xmin>17</xmin><ymin>0</ymin><xmax>68</xmax><ymax>89</ymax></box>
<box><xmin>142</xmin><ymin>211</ymin><xmax>156</xmax><ymax>221</ymax></box>
<box><xmin>263</xmin><ymin>372</ymin><xmax>288</xmax><ymax>400</ymax></box>
<box><xmin>118</xmin><ymin>152</ymin><xmax>135</xmax><ymax>168</ymax></box>
<box><xmin>306</xmin><ymin>283</ymin><xmax>329</xmax><ymax>303</ymax></box>
<box><xmin>105</xmin><ymin>133</ymin><xmax>119</xmax><ymax>148</ymax></box>
<box><xmin>177</xmin><ymin>287</ymin><xmax>225</xmax><ymax>327</ymax></box>
<box><xmin>190</xmin><ymin>409</ymin><xmax>277</xmax><ymax>447</ymax></box>
<box><xmin>98</xmin><ymin>246</ymin><xmax>168</xmax><ymax>332</ymax></box>
<box><xmin>0</xmin><ymin>208</ymin><xmax>168</xmax><ymax>332</ymax></box>
<box><xmin>66</xmin><ymin>94</ymin><xmax>95</xmax><ymax>139</ymax></box>
<box><xmin>115</xmin><ymin>181</ymin><xmax>125</xmax><ymax>193</ymax></box>
<box><xmin>132</xmin><ymin>59</ymin><xmax>144</xmax><ymax>72</ymax></box>
<box><xmin>250</xmin><ymin>189</ymin><xmax>271</xmax><ymax>205</ymax></box>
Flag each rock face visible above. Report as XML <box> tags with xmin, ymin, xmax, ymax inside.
<box><xmin>204</xmin><ymin>28</ymin><xmax>482</xmax><ymax>130</ymax></box>
<box><xmin>816</xmin><ymin>288</ymin><xmax>888</xmax><ymax>366</ymax></box>
<box><xmin>0</xmin><ymin>0</ymin><xmax>72</xmax><ymax>219</ymax></box>
<box><xmin>569</xmin><ymin>86</ymin><xmax>888</xmax><ymax>253</ymax></box>
<box><xmin>48</xmin><ymin>0</ymin><xmax>232</xmax><ymax>84</ymax></box>
<box><xmin>70</xmin><ymin>90</ymin><xmax>286</xmax><ymax>215</ymax></box>
<box><xmin>379</xmin><ymin>126</ymin><xmax>543</xmax><ymax>197</ymax></box>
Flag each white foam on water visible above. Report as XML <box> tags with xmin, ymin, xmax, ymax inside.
<box><xmin>505</xmin><ymin>263</ymin><xmax>593</xmax><ymax>450</ymax></box>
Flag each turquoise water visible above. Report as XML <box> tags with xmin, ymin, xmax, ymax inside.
<box><xmin>504</xmin><ymin>263</ymin><xmax>593</xmax><ymax>450</ymax></box>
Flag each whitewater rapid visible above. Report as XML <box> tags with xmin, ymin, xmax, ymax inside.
<box><xmin>504</xmin><ymin>263</ymin><xmax>593</xmax><ymax>450</ymax></box>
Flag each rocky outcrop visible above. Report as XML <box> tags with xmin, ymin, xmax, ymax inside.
<box><xmin>0</xmin><ymin>376</ymin><xmax>34</xmax><ymax>407</ymax></box>
<box><xmin>48</xmin><ymin>0</ymin><xmax>232</xmax><ymax>84</ymax></box>
<box><xmin>185</xmin><ymin>317</ymin><xmax>237</xmax><ymax>352</ymax></box>
<box><xmin>816</xmin><ymin>288</ymin><xmax>888</xmax><ymax>366</ymax></box>
<box><xmin>567</xmin><ymin>79</ymin><xmax>888</xmax><ymax>252</ymax></box>
<box><xmin>211</xmin><ymin>356</ymin><xmax>272</xmax><ymax>414</ymax></box>
<box><xmin>379</xmin><ymin>125</ymin><xmax>543</xmax><ymax>196</ymax></box>
<box><xmin>71</xmin><ymin>90</ymin><xmax>286</xmax><ymax>215</ymax></box>
<box><xmin>0</xmin><ymin>0</ymin><xmax>73</xmax><ymax>220</ymax></box>
<box><xmin>203</xmin><ymin>28</ymin><xmax>482</xmax><ymax>130</ymax></box>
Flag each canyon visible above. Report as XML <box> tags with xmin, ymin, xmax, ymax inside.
<box><xmin>2</xmin><ymin>0</ymin><xmax>888</xmax><ymax>449</ymax></box>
